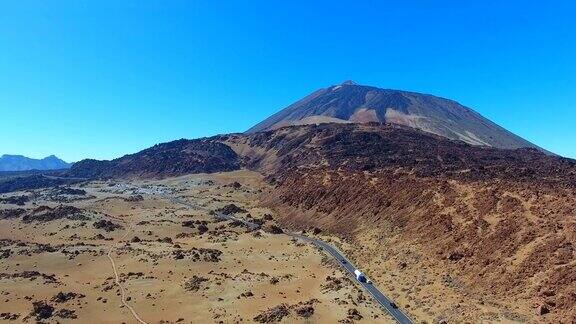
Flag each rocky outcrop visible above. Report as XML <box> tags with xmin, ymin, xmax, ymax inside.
<box><xmin>69</xmin><ymin>139</ymin><xmax>240</xmax><ymax>179</ymax></box>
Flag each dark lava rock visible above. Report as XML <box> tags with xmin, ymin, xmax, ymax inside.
<box><xmin>54</xmin><ymin>187</ymin><xmax>86</xmax><ymax>196</ymax></box>
<box><xmin>173</xmin><ymin>250</ymin><xmax>185</xmax><ymax>260</ymax></box>
<box><xmin>55</xmin><ymin>308</ymin><xmax>77</xmax><ymax>319</ymax></box>
<box><xmin>295</xmin><ymin>305</ymin><xmax>315</xmax><ymax>318</ymax></box>
<box><xmin>253</xmin><ymin>304</ymin><xmax>290</xmax><ymax>323</ymax></box>
<box><xmin>265</xmin><ymin>225</ymin><xmax>284</xmax><ymax>234</ymax></box>
<box><xmin>0</xmin><ymin>312</ymin><xmax>20</xmax><ymax>320</ymax></box>
<box><xmin>68</xmin><ymin>139</ymin><xmax>240</xmax><ymax>178</ymax></box>
<box><xmin>0</xmin><ymin>271</ymin><xmax>59</xmax><ymax>284</ymax></box>
<box><xmin>216</xmin><ymin>204</ymin><xmax>247</xmax><ymax>215</ymax></box>
<box><xmin>183</xmin><ymin>275</ymin><xmax>208</xmax><ymax>292</ymax></box>
<box><xmin>447</xmin><ymin>251</ymin><xmax>465</xmax><ymax>261</ymax></box>
<box><xmin>0</xmin><ymin>249</ymin><xmax>12</xmax><ymax>259</ymax></box>
<box><xmin>182</xmin><ymin>220</ymin><xmax>195</xmax><ymax>228</ymax></box>
<box><xmin>347</xmin><ymin>308</ymin><xmax>362</xmax><ymax>320</ymax></box>
<box><xmin>93</xmin><ymin>220</ymin><xmax>122</xmax><ymax>232</ymax></box>
<box><xmin>0</xmin><ymin>195</ymin><xmax>29</xmax><ymax>206</ymax></box>
<box><xmin>30</xmin><ymin>301</ymin><xmax>54</xmax><ymax>320</ymax></box>
<box><xmin>197</xmin><ymin>224</ymin><xmax>209</xmax><ymax>234</ymax></box>
<box><xmin>538</xmin><ymin>304</ymin><xmax>550</xmax><ymax>315</ymax></box>
<box><xmin>125</xmin><ymin>194</ymin><xmax>144</xmax><ymax>202</ymax></box>
<box><xmin>51</xmin><ymin>292</ymin><xmax>84</xmax><ymax>303</ymax></box>
<box><xmin>23</xmin><ymin>205</ymin><xmax>89</xmax><ymax>223</ymax></box>
<box><xmin>0</xmin><ymin>208</ymin><xmax>26</xmax><ymax>220</ymax></box>
<box><xmin>157</xmin><ymin>237</ymin><xmax>173</xmax><ymax>244</ymax></box>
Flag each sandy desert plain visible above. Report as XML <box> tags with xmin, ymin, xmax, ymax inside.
<box><xmin>0</xmin><ymin>170</ymin><xmax>395</xmax><ymax>323</ymax></box>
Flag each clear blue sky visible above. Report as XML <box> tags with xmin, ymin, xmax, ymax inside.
<box><xmin>1</xmin><ymin>1</ymin><xmax>575</xmax><ymax>162</ymax></box>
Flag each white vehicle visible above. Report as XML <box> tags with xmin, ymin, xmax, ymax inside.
<box><xmin>354</xmin><ymin>269</ymin><xmax>366</xmax><ymax>282</ymax></box>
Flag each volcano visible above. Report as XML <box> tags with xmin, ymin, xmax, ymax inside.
<box><xmin>247</xmin><ymin>81</ymin><xmax>544</xmax><ymax>152</ymax></box>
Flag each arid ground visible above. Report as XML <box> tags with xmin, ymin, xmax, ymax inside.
<box><xmin>0</xmin><ymin>170</ymin><xmax>392</xmax><ymax>323</ymax></box>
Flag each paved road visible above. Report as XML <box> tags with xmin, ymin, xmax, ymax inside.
<box><xmin>149</xmin><ymin>192</ymin><xmax>412</xmax><ymax>324</ymax></box>
<box><xmin>290</xmin><ymin>234</ymin><xmax>413</xmax><ymax>324</ymax></box>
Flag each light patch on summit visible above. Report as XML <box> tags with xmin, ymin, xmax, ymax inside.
<box><xmin>271</xmin><ymin>115</ymin><xmax>350</xmax><ymax>130</ymax></box>
<box><xmin>350</xmin><ymin>108</ymin><xmax>380</xmax><ymax>123</ymax></box>
<box><xmin>294</xmin><ymin>115</ymin><xmax>351</xmax><ymax>126</ymax></box>
<box><xmin>332</xmin><ymin>85</ymin><xmax>342</xmax><ymax>91</ymax></box>
<box><xmin>385</xmin><ymin>108</ymin><xmax>427</xmax><ymax>128</ymax></box>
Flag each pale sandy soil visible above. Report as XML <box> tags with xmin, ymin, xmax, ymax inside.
<box><xmin>0</xmin><ymin>171</ymin><xmax>392</xmax><ymax>323</ymax></box>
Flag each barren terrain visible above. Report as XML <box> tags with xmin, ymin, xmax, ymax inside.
<box><xmin>0</xmin><ymin>170</ymin><xmax>390</xmax><ymax>323</ymax></box>
<box><xmin>5</xmin><ymin>122</ymin><xmax>575</xmax><ymax>323</ymax></box>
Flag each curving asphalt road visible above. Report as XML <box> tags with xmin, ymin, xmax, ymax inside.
<box><xmin>289</xmin><ymin>234</ymin><xmax>413</xmax><ymax>324</ymax></box>
<box><xmin>138</xmin><ymin>189</ymin><xmax>412</xmax><ymax>324</ymax></box>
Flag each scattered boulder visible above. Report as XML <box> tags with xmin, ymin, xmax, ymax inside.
<box><xmin>0</xmin><ymin>249</ymin><xmax>12</xmax><ymax>259</ymax></box>
<box><xmin>182</xmin><ymin>220</ymin><xmax>195</xmax><ymax>228</ymax></box>
<box><xmin>216</xmin><ymin>204</ymin><xmax>246</xmax><ymax>214</ymax></box>
<box><xmin>197</xmin><ymin>224</ymin><xmax>209</xmax><ymax>234</ymax></box>
<box><xmin>30</xmin><ymin>301</ymin><xmax>54</xmax><ymax>320</ymax></box>
<box><xmin>183</xmin><ymin>275</ymin><xmax>208</xmax><ymax>292</ymax></box>
<box><xmin>23</xmin><ymin>205</ymin><xmax>88</xmax><ymax>223</ymax></box>
<box><xmin>347</xmin><ymin>308</ymin><xmax>362</xmax><ymax>321</ymax></box>
<box><xmin>0</xmin><ymin>312</ymin><xmax>20</xmax><ymax>320</ymax></box>
<box><xmin>0</xmin><ymin>195</ymin><xmax>29</xmax><ymax>206</ymax></box>
<box><xmin>295</xmin><ymin>305</ymin><xmax>314</xmax><ymax>318</ymax></box>
<box><xmin>0</xmin><ymin>208</ymin><xmax>26</xmax><ymax>220</ymax></box>
<box><xmin>253</xmin><ymin>304</ymin><xmax>290</xmax><ymax>323</ymax></box>
<box><xmin>447</xmin><ymin>251</ymin><xmax>465</xmax><ymax>261</ymax></box>
<box><xmin>51</xmin><ymin>292</ymin><xmax>84</xmax><ymax>303</ymax></box>
<box><xmin>322</xmin><ymin>276</ymin><xmax>344</xmax><ymax>291</ymax></box>
<box><xmin>92</xmin><ymin>220</ymin><xmax>122</xmax><ymax>232</ymax></box>
<box><xmin>157</xmin><ymin>237</ymin><xmax>173</xmax><ymax>244</ymax></box>
<box><xmin>173</xmin><ymin>250</ymin><xmax>185</xmax><ymax>260</ymax></box>
<box><xmin>54</xmin><ymin>187</ymin><xmax>86</xmax><ymax>196</ymax></box>
<box><xmin>538</xmin><ymin>304</ymin><xmax>550</xmax><ymax>315</ymax></box>
<box><xmin>55</xmin><ymin>308</ymin><xmax>77</xmax><ymax>319</ymax></box>
<box><xmin>124</xmin><ymin>194</ymin><xmax>144</xmax><ymax>202</ymax></box>
<box><xmin>0</xmin><ymin>271</ymin><xmax>59</xmax><ymax>284</ymax></box>
<box><xmin>265</xmin><ymin>225</ymin><xmax>284</xmax><ymax>234</ymax></box>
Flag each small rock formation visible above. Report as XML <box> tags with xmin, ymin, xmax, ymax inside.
<box><xmin>183</xmin><ymin>275</ymin><xmax>208</xmax><ymax>292</ymax></box>
<box><xmin>92</xmin><ymin>220</ymin><xmax>122</xmax><ymax>232</ymax></box>
<box><xmin>216</xmin><ymin>204</ymin><xmax>246</xmax><ymax>214</ymax></box>
<box><xmin>253</xmin><ymin>304</ymin><xmax>290</xmax><ymax>323</ymax></box>
<box><xmin>347</xmin><ymin>308</ymin><xmax>362</xmax><ymax>321</ymax></box>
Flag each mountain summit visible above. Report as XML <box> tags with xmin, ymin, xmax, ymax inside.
<box><xmin>247</xmin><ymin>82</ymin><xmax>543</xmax><ymax>151</ymax></box>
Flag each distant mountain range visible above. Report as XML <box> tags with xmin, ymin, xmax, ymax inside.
<box><xmin>247</xmin><ymin>81</ymin><xmax>545</xmax><ymax>152</ymax></box>
<box><xmin>0</xmin><ymin>154</ymin><xmax>71</xmax><ymax>171</ymax></box>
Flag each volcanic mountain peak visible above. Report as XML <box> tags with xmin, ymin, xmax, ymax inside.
<box><xmin>247</xmin><ymin>82</ymin><xmax>545</xmax><ymax>152</ymax></box>
<box><xmin>0</xmin><ymin>154</ymin><xmax>71</xmax><ymax>172</ymax></box>
<box><xmin>340</xmin><ymin>80</ymin><xmax>358</xmax><ymax>86</ymax></box>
